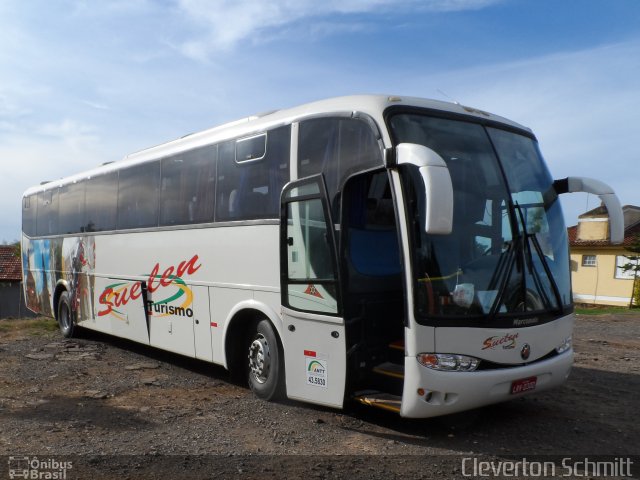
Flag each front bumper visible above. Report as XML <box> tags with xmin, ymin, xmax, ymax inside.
<box><xmin>399</xmin><ymin>349</ymin><xmax>573</xmax><ymax>418</ymax></box>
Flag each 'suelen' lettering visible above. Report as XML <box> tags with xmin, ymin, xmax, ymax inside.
<box><xmin>98</xmin><ymin>254</ymin><xmax>201</xmax><ymax>316</ymax></box>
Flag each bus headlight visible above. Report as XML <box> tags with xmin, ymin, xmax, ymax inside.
<box><xmin>417</xmin><ymin>353</ymin><xmax>480</xmax><ymax>372</ymax></box>
<box><xmin>555</xmin><ymin>335</ymin><xmax>572</xmax><ymax>354</ymax></box>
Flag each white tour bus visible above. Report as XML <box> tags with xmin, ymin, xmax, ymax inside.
<box><xmin>21</xmin><ymin>95</ymin><xmax>623</xmax><ymax>417</ymax></box>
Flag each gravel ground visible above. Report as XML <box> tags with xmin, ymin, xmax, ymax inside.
<box><xmin>0</xmin><ymin>314</ymin><xmax>638</xmax><ymax>479</ymax></box>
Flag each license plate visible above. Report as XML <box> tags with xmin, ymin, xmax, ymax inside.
<box><xmin>511</xmin><ymin>376</ymin><xmax>537</xmax><ymax>394</ymax></box>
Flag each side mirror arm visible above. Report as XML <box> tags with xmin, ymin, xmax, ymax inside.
<box><xmin>554</xmin><ymin>177</ymin><xmax>624</xmax><ymax>244</ymax></box>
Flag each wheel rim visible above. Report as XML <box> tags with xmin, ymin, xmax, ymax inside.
<box><xmin>248</xmin><ymin>333</ymin><xmax>271</xmax><ymax>384</ymax></box>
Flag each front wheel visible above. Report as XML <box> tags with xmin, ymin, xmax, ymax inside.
<box><xmin>56</xmin><ymin>291</ymin><xmax>77</xmax><ymax>338</ymax></box>
<box><xmin>247</xmin><ymin>319</ymin><xmax>285</xmax><ymax>401</ymax></box>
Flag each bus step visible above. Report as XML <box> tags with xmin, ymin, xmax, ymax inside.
<box><xmin>372</xmin><ymin>361</ymin><xmax>404</xmax><ymax>379</ymax></box>
<box><xmin>354</xmin><ymin>391</ymin><xmax>402</xmax><ymax>413</ymax></box>
<box><xmin>389</xmin><ymin>339</ymin><xmax>404</xmax><ymax>351</ymax></box>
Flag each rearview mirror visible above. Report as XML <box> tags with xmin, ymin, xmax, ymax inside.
<box><xmin>554</xmin><ymin>176</ymin><xmax>624</xmax><ymax>244</ymax></box>
<box><xmin>396</xmin><ymin>143</ymin><xmax>453</xmax><ymax>235</ymax></box>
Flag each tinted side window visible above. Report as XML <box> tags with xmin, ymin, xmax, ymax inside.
<box><xmin>117</xmin><ymin>162</ymin><xmax>160</xmax><ymax>230</ymax></box>
<box><xmin>36</xmin><ymin>189</ymin><xmax>59</xmax><ymax>236</ymax></box>
<box><xmin>22</xmin><ymin>195</ymin><xmax>37</xmax><ymax>237</ymax></box>
<box><xmin>236</xmin><ymin>134</ymin><xmax>266</xmax><ymax>162</ymax></box>
<box><xmin>216</xmin><ymin>125</ymin><xmax>290</xmax><ymax>221</ymax></box>
<box><xmin>160</xmin><ymin>145</ymin><xmax>216</xmax><ymax>226</ymax></box>
<box><xmin>58</xmin><ymin>181</ymin><xmax>86</xmax><ymax>234</ymax></box>
<box><xmin>298</xmin><ymin>117</ymin><xmax>382</xmax><ymax>215</ymax></box>
<box><xmin>85</xmin><ymin>172</ymin><xmax>118</xmax><ymax>232</ymax></box>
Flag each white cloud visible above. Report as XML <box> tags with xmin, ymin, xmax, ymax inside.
<box><xmin>0</xmin><ymin>84</ymin><xmax>50</xmax><ymax>127</ymax></box>
<box><xmin>176</xmin><ymin>0</ymin><xmax>503</xmax><ymax>61</ymax></box>
<box><xmin>82</xmin><ymin>100</ymin><xmax>111</xmax><ymax>111</ymax></box>
<box><xmin>69</xmin><ymin>0</ymin><xmax>156</xmax><ymax>17</ymax></box>
<box><xmin>38</xmin><ymin>119</ymin><xmax>100</xmax><ymax>152</ymax></box>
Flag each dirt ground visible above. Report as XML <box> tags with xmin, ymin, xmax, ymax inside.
<box><xmin>0</xmin><ymin>314</ymin><xmax>638</xmax><ymax>479</ymax></box>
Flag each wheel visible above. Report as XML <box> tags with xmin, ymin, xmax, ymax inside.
<box><xmin>247</xmin><ymin>319</ymin><xmax>285</xmax><ymax>401</ymax></box>
<box><xmin>57</xmin><ymin>291</ymin><xmax>76</xmax><ymax>338</ymax></box>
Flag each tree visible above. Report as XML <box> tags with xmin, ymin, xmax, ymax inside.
<box><xmin>622</xmin><ymin>234</ymin><xmax>640</xmax><ymax>308</ymax></box>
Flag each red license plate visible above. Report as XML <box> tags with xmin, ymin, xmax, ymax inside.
<box><xmin>511</xmin><ymin>376</ymin><xmax>537</xmax><ymax>394</ymax></box>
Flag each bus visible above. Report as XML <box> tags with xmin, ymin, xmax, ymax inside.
<box><xmin>21</xmin><ymin>95</ymin><xmax>623</xmax><ymax>417</ymax></box>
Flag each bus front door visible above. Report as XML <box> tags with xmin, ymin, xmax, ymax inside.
<box><xmin>280</xmin><ymin>175</ymin><xmax>346</xmax><ymax>408</ymax></box>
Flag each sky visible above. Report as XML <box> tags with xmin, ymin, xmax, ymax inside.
<box><xmin>1</xmin><ymin>0</ymin><xmax>640</xmax><ymax>243</ymax></box>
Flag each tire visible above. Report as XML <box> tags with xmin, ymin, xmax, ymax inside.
<box><xmin>247</xmin><ymin>319</ymin><xmax>285</xmax><ymax>401</ymax></box>
<box><xmin>57</xmin><ymin>291</ymin><xmax>76</xmax><ymax>338</ymax></box>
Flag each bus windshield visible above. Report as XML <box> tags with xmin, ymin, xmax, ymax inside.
<box><xmin>389</xmin><ymin>113</ymin><xmax>571</xmax><ymax>325</ymax></box>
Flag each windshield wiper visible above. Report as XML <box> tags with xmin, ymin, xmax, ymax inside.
<box><xmin>528</xmin><ymin>230</ymin><xmax>563</xmax><ymax>310</ymax></box>
<box><xmin>514</xmin><ymin>202</ymin><xmax>563</xmax><ymax>312</ymax></box>
<box><xmin>487</xmin><ymin>239</ymin><xmax>518</xmax><ymax>319</ymax></box>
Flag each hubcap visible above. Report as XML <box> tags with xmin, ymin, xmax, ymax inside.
<box><xmin>248</xmin><ymin>333</ymin><xmax>271</xmax><ymax>384</ymax></box>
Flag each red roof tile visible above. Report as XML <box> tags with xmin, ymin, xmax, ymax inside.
<box><xmin>569</xmin><ymin>222</ymin><xmax>640</xmax><ymax>248</ymax></box>
<box><xmin>0</xmin><ymin>245</ymin><xmax>22</xmax><ymax>281</ymax></box>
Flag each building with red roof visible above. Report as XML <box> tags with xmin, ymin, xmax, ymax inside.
<box><xmin>0</xmin><ymin>244</ymin><xmax>36</xmax><ymax>318</ymax></box>
<box><xmin>569</xmin><ymin>205</ymin><xmax>640</xmax><ymax>306</ymax></box>
<box><xmin>0</xmin><ymin>245</ymin><xmax>22</xmax><ymax>282</ymax></box>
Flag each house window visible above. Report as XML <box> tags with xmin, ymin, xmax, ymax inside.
<box><xmin>581</xmin><ymin>255</ymin><xmax>597</xmax><ymax>267</ymax></box>
<box><xmin>615</xmin><ymin>255</ymin><xmax>639</xmax><ymax>279</ymax></box>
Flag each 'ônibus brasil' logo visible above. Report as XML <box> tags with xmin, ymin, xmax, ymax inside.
<box><xmin>98</xmin><ymin>254</ymin><xmax>201</xmax><ymax>320</ymax></box>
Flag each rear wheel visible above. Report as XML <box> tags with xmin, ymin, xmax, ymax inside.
<box><xmin>57</xmin><ymin>291</ymin><xmax>76</xmax><ymax>338</ymax></box>
<box><xmin>247</xmin><ymin>319</ymin><xmax>285</xmax><ymax>401</ymax></box>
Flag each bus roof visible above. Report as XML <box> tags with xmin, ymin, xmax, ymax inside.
<box><xmin>23</xmin><ymin>95</ymin><xmax>531</xmax><ymax>196</ymax></box>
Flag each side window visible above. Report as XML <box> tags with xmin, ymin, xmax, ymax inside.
<box><xmin>160</xmin><ymin>145</ymin><xmax>216</xmax><ymax>226</ymax></box>
<box><xmin>85</xmin><ymin>172</ymin><xmax>118</xmax><ymax>232</ymax></box>
<box><xmin>216</xmin><ymin>125</ymin><xmax>290</xmax><ymax>221</ymax></box>
<box><xmin>22</xmin><ymin>195</ymin><xmax>37</xmax><ymax>237</ymax></box>
<box><xmin>298</xmin><ymin>117</ymin><xmax>382</xmax><ymax>215</ymax></box>
<box><xmin>117</xmin><ymin>162</ymin><xmax>160</xmax><ymax>230</ymax></box>
<box><xmin>236</xmin><ymin>134</ymin><xmax>266</xmax><ymax>162</ymax></box>
<box><xmin>36</xmin><ymin>189</ymin><xmax>59</xmax><ymax>236</ymax></box>
<box><xmin>58</xmin><ymin>181</ymin><xmax>86</xmax><ymax>234</ymax></box>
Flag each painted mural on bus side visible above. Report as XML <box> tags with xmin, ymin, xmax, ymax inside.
<box><xmin>22</xmin><ymin>236</ymin><xmax>95</xmax><ymax>321</ymax></box>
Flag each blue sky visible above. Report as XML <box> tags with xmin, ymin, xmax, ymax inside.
<box><xmin>1</xmin><ymin>0</ymin><xmax>640</xmax><ymax>242</ymax></box>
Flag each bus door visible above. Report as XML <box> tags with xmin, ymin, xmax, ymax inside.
<box><xmin>280</xmin><ymin>175</ymin><xmax>346</xmax><ymax>408</ymax></box>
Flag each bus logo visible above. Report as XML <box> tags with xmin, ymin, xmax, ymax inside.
<box><xmin>98</xmin><ymin>254</ymin><xmax>201</xmax><ymax>319</ymax></box>
<box><xmin>482</xmin><ymin>332</ymin><xmax>519</xmax><ymax>350</ymax></box>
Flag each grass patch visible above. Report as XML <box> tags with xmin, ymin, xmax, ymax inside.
<box><xmin>574</xmin><ymin>305</ymin><xmax>638</xmax><ymax>315</ymax></box>
<box><xmin>0</xmin><ymin>317</ymin><xmax>58</xmax><ymax>336</ymax></box>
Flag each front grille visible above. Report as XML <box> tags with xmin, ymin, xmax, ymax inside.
<box><xmin>476</xmin><ymin>349</ymin><xmax>559</xmax><ymax>371</ymax></box>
